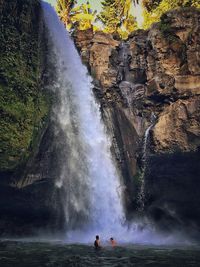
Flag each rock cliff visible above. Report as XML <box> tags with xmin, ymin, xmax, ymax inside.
<box><xmin>74</xmin><ymin>7</ymin><xmax>200</xmax><ymax>231</ymax></box>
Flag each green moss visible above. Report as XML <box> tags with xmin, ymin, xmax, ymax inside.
<box><xmin>159</xmin><ymin>21</ymin><xmax>179</xmax><ymax>43</ymax></box>
<box><xmin>134</xmin><ymin>170</ymin><xmax>143</xmax><ymax>192</ymax></box>
<box><xmin>0</xmin><ymin>0</ymin><xmax>49</xmax><ymax>171</ymax></box>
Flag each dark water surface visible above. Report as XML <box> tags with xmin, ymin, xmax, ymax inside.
<box><xmin>0</xmin><ymin>241</ymin><xmax>200</xmax><ymax>267</ymax></box>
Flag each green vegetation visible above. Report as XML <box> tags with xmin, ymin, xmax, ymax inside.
<box><xmin>158</xmin><ymin>20</ymin><xmax>180</xmax><ymax>43</ymax></box>
<box><xmin>142</xmin><ymin>0</ymin><xmax>200</xmax><ymax>29</ymax></box>
<box><xmin>56</xmin><ymin>0</ymin><xmax>98</xmax><ymax>31</ymax></box>
<box><xmin>98</xmin><ymin>0</ymin><xmax>137</xmax><ymax>38</ymax></box>
<box><xmin>70</xmin><ymin>2</ymin><xmax>97</xmax><ymax>30</ymax></box>
<box><xmin>56</xmin><ymin>0</ymin><xmax>200</xmax><ymax>35</ymax></box>
<box><xmin>56</xmin><ymin>0</ymin><xmax>76</xmax><ymax>29</ymax></box>
<box><xmin>0</xmin><ymin>0</ymin><xmax>49</xmax><ymax>171</ymax></box>
<box><xmin>56</xmin><ymin>0</ymin><xmax>137</xmax><ymax>39</ymax></box>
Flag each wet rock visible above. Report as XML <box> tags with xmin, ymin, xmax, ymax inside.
<box><xmin>145</xmin><ymin>150</ymin><xmax>200</xmax><ymax>231</ymax></box>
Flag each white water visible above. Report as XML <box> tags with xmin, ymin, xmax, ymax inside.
<box><xmin>138</xmin><ymin>112</ymin><xmax>157</xmax><ymax>211</ymax></box>
<box><xmin>137</xmin><ymin>124</ymin><xmax>154</xmax><ymax>211</ymax></box>
<box><xmin>42</xmin><ymin>2</ymin><xmax>126</xmax><ymax>242</ymax></box>
<box><xmin>143</xmin><ymin>124</ymin><xmax>153</xmax><ymax>162</ymax></box>
<box><xmin>41</xmin><ymin>3</ymin><xmax>190</xmax><ymax>245</ymax></box>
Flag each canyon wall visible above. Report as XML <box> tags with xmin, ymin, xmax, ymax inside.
<box><xmin>74</xmin><ymin>7</ymin><xmax>200</xmax><ymax>230</ymax></box>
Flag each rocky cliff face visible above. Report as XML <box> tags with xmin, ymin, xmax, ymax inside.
<box><xmin>74</xmin><ymin>7</ymin><xmax>200</xmax><ymax>231</ymax></box>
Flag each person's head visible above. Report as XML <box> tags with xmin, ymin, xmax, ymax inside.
<box><xmin>96</xmin><ymin>235</ymin><xmax>99</xmax><ymax>240</ymax></box>
<box><xmin>110</xmin><ymin>237</ymin><xmax>113</xmax><ymax>241</ymax></box>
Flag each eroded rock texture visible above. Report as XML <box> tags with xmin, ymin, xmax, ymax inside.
<box><xmin>74</xmin><ymin>7</ymin><xmax>200</xmax><ymax>231</ymax></box>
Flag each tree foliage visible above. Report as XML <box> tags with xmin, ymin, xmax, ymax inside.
<box><xmin>56</xmin><ymin>0</ymin><xmax>138</xmax><ymax>36</ymax></box>
<box><xmin>56</xmin><ymin>0</ymin><xmax>97</xmax><ymax>31</ymax></box>
<box><xmin>56</xmin><ymin>0</ymin><xmax>77</xmax><ymax>29</ymax></box>
<box><xmin>70</xmin><ymin>2</ymin><xmax>97</xmax><ymax>30</ymax></box>
<box><xmin>142</xmin><ymin>0</ymin><xmax>200</xmax><ymax>29</ymax></box>
<box><xmin>142</xmin><ymin>0</ymin><xmax>162</xmax><ymax>12</ymax></box>
<box><xmin>99</xmin><ymin>0</ymin><xmax>137</xmax><ymax>39</ymax></box>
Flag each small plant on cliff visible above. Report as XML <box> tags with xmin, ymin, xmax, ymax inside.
<box><xmin>159</xmin><ymin>23</ymin><xmax>180</xmax><ymax>44</ymax></box>
<box><xmin>99</xmin><ymin>0</ymin><xmax>138</xmax><ymax>39</ymax></box>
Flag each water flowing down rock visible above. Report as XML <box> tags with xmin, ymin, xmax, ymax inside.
<box><xmin>42</xmin><ymin>2</ymin><xmax>127</xmax><ymax>241</ymax></box>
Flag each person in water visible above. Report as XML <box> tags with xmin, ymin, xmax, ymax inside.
<box><xmin>94</xmin><ymin>235</ymin><xmax>101</xmax><ymax>249</ymax></box>
<box><xmin>110</xmin><ymin>237</ymin><xmax>117</xmax><ymax>247</ymax></box>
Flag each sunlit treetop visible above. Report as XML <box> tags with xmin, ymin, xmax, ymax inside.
<box><xmin>56</xmin><ymin>0</ymin><xmax>200</xmax><ymax>37</ymax></box>
<box><xmin>98</xmin><ymin>0</ymin><xmax>137</xmax><ymax>38</ymax></box>
<box><xmin>56</xmin><ymin>0</ymin><xmax>76</xmax><ymax>29</ymax></box>
<box><xmin>56</xmin><ymin>0</ymin><xmax>138</xmax><ymax>39</ymax></box>
<box><xmin>56</xmin><ymin>0</ymin><xmax>99</xmax><ymax>31</ymax></box>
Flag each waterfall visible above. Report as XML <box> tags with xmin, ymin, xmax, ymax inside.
<box><xmin>143</xmin><ymin>113</ymin><xmax>157</xmax><ymax>163</ymax></box>
<box><xmin>138</xmin><ymin>113</ymin><xmax>157</xmax><ymax>211</ymax></box>
<box><xmin>40</xmin><ymin>3</ymin><xmax>184</xmax><ymax>246</ymax></box>
<box><xmin>39</xmin><ymin>2</ymin><xmax>192</xmax><ymax>246</ymax></box>
<box><xmin>42</xmin><ymin>2</ymin><xmax>126</xmax><ymax>242</ymax></box>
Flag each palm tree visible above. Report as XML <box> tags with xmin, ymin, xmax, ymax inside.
<box><xmin>99</xmin><ymin>0</ymin><xmax>137</xmax><ymax>37</ymax></box>
<box><xmin>56</xmin><ymin>0</ymin><xmax>77</xmax><ymax>29</ymax></box>
<box><xmin>56</xmin><ymin>0</ymin><xmax>97</xmax><ymax>31</ymax></box>
<box><xmin>70</xmin><ymin>2</ymin><xmax>97</xmax><ymax>30</ymax></box>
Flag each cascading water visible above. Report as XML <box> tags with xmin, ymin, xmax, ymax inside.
<box><xmin>41</xmin><ymin>3</ymin><xmax>186</xmax><ymax>245</ymax></box>
<box><xmin>138</xmin><ymin>113</ymin><xmax>157</xmax><ymax>211</ymax></box>
<box><xmin>142</xmin><ymin>113</ymin><xmax>157</xmax><ymax>163</ymax></box>
<box><xmin>42</xmin><ymin>2</ymin><xmax>125</xmax><ymax>242</ymax></box>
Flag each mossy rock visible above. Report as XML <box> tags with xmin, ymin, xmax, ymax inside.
<box><xmin>0</xmin><ymin>0</ymin><xmax>49</xmax><ymax>171</ymax></box>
